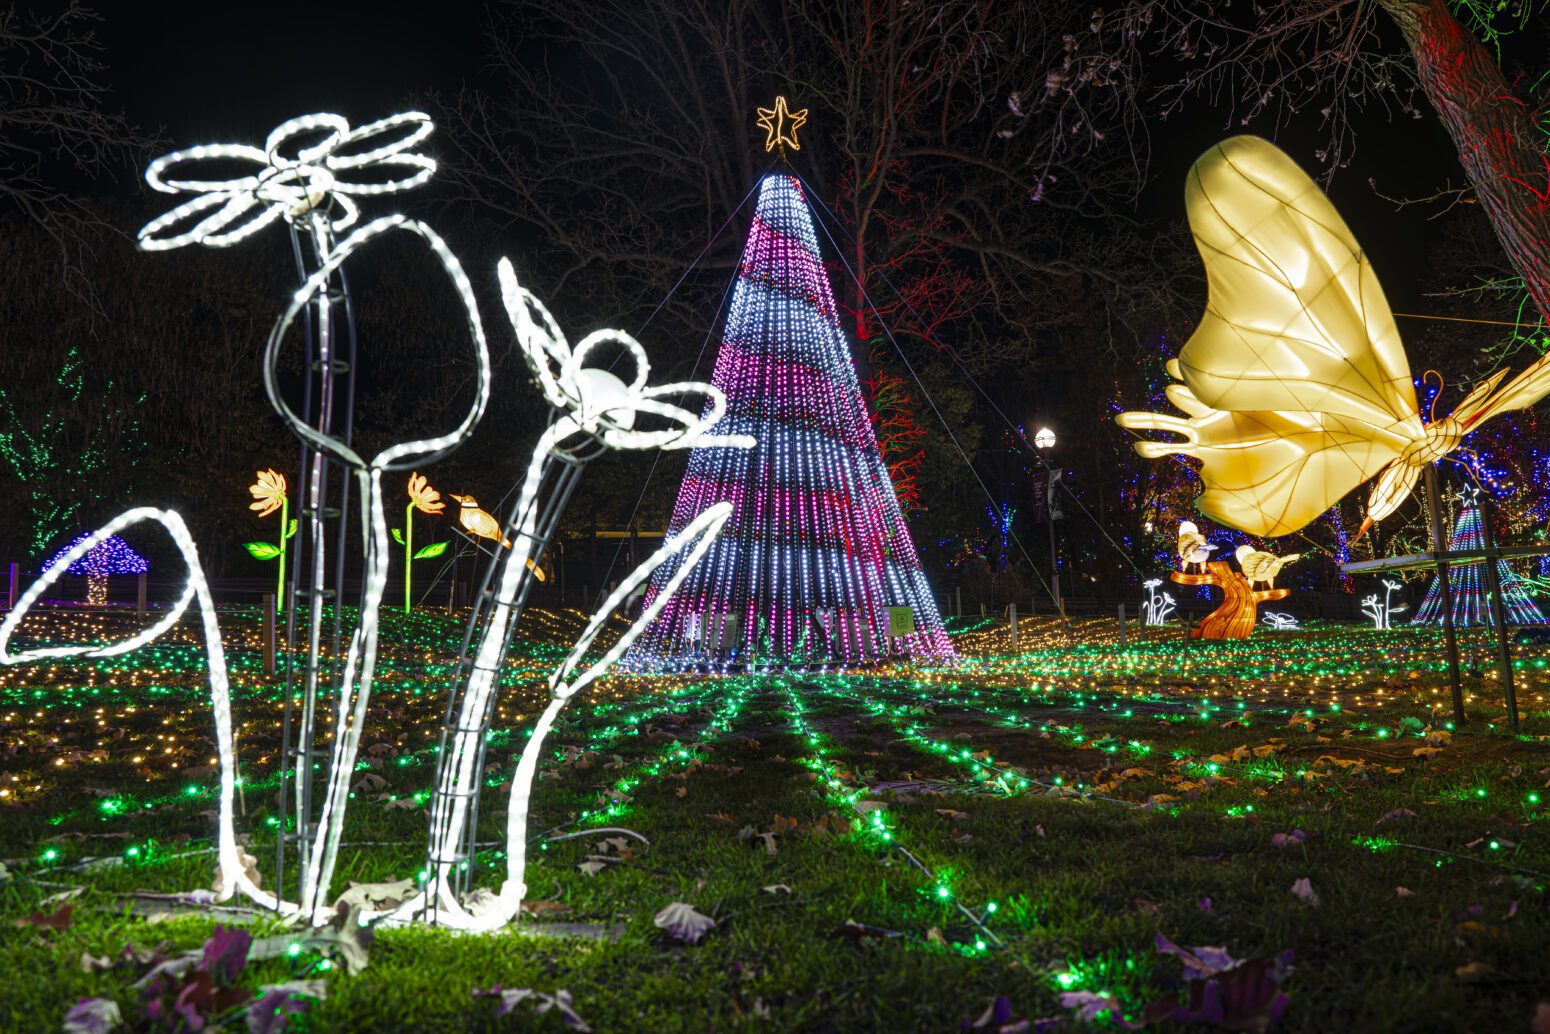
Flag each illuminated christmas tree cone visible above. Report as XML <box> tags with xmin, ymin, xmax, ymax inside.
<box><xmin>624</xmin><ymin>137</ymin><xmax>952</xmax><ymax>668</ymax></box>
<box><xmin>1412</xmin><ymin>487</ymin><xmax>1547</xmax><ymax>628</ymax></box>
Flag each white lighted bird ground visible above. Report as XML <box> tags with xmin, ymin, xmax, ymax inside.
<box><xmin>1117</xmin><ymin>136</ymin><xmax>1550</xmax><ymax>539</ymax></box>
<box><xmin>1235</xmin><ymin>545</ymin><xmax>1301</xmax><ymax>589</ymax></box>
<box><xmin>1177</xmin><ymin>521</ymin><xmax>1218</xmax><ymax>572</ymax></box>
<box><xmin>449</xmin><ymin>493</ymin><xmax>545</xmax><ymax>581</ymax></box>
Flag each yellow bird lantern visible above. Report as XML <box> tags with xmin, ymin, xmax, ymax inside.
<box><xmin>448</xmin><ymin>493</ymin><xmax>545</xmax><ymax>581</ymax></box>
<box><xmin>449</xmin><ymin>493</ymin><xmax>509</xmax><ymax>547</ymax></box>
<box><xmin>1234</xmin><ymin>545</ymin><xmax>1301</xmax><ymax>590</ymax></box>
<box><xmin>1176</xmin><ymin>520</ymin><xmax>1216</xmax><ymax>572</ymax></box>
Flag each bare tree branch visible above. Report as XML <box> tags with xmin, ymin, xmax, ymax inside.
<box><xmin>0</xmin><ymin>2</ymin><xmax>153</xmax><ymax>315</ymax></box>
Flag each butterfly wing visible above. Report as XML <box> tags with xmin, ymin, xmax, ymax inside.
<box><xmin>1118</xmin><ymin>381</ymin><xmax>1413</xmax><ymax>537</ymax></box>
<box><xmin>1457</xmin><ymin>361</ymin><xmax>1550</xmax><ymax>427</ymax></box>
<box><xmin>1118</xmin><ymin>136</ymin><xmax>1424</xmax><ymax>536</ymax></box>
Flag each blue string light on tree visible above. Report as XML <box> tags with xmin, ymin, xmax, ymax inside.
<box><xmin>45</xmin><ymin>533</ymin><xmax>149</xmax><ymax>606</ymax></box>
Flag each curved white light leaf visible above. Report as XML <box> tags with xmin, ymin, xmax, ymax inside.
<box><xmin>0</xmin><ymin>508</ymin><xmax>275</xmax><ymax>912</ymax></box>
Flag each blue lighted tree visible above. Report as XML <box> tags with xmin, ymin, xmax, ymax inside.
<box><xmin>624</xmin><ymin>171</ymin><xmax>953</xmax><ymax>668</ymax></box>
<box><xmin>1412</xmin><ymin>485</ymin><xmax>1547</xmax><ymax>628</ymax></box>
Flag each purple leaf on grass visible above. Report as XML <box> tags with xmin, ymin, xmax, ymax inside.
<box><xmin>1059</xmin><ymin>991</ymin><xmax>1138</xmax><ymax>1029</ymax></box>
<box><xmin>201</xmin><ymin>926</ymin><xmax>253</xmax><ymax>984</ymax></box>
<box><xmin>475</xmin><ymin>985</ymin><xmax>534</xmax><ymax>1018</ymax></box>
<box><xmin>1145</xmin><ymin>939</ymin><xmax>1295</xmax><ymax>1033</ymax></box>
<box><xmin>246</xmin><ymin>980</ymin><xmax>326</xmax><ymax>1034</ymax></box>
<box><xmin>654</xmin><ymin>902</ymin><xmax>715</xmax><ymax>944</ymax></box>
<box><xmin>1151</xmin><ymin>951</ymin><xmax>1295</xmax><ymax>1033</ymax></box>
<box><xmin>1154</xmin><ymin>935</ymin><xmax>1241</xmax><ymax>980</ymax></box>
<box><xmin>62</xmin><ymin>998</ymin><xmax>121</xmax><ymax>1034</ymax></box>
<box><xmin>139</xmin><ymin>928</ymin><xmax>255</xmax><ymax>1032</ymax></box>
<box><xmin>173</xmin><ymin>974</ymin><xmax>214</xmax><ymax>1029</ymax></box>
<box><xmin>963</xmin><ymin>995</ymin><xmax>1048</xmax><ymax>1033</ymax></box>
<box><xmin>474</xmin><ymin>986</ymin><xmax>591</xmax><ymax>1030</ymax></box>
<box><xmin>1270</xmin><ymin>830</ymin><xmax>1307</xmax><ymax>848</ymax></box>
<box><xmin>963</xmin><ymin>995</ymin><xmax>1016</xmax><ymax>1031</ymax></box>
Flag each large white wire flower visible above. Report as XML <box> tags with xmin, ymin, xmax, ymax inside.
<box><xmin>137</xmin><ymin>112</ymin><xmax>436</xmax><ymax>251</ymax></box>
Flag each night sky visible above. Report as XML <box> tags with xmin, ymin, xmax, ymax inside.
<box><xmin>89</xmin><ymin>1</ymin><xmax>1492</xmax><ymax>316</ymax></box>
<box><xmin>100</xmin><ymin>2</ymin><xmax>486</xmax><ymax>140</ymax></box>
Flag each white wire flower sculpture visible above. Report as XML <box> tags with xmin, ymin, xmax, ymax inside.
<box><xmin>137</xmin><ymin>112</ymin><xmax>434</xmax><ymax>250</ymax></box>
<box><xmin>2</xmin><ymin>109</ymin><xmax>753</xmax><ymax>933</ymax></box>
<box><xmin>416</xmin><ymin>259</ymin><xmax>753</xmax><ymax>930</ymax></box>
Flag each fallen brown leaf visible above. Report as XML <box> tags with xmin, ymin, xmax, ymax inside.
<box><xmin>1454</xmin><ymin>961</ymin><xmax>1500</xmax><ymax>983</ymax></box>
<box><xmin>14</xmin><ymin>904</ymin><xmax>73</xmax><ymax>931</ymax></box>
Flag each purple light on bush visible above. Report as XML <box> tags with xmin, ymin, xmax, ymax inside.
<box><xmin>47</xmin><ymin>533</ymin><xmax>150</xmax><ymax>577</ymax></box>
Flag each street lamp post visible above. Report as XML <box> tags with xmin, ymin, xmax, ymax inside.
<box><xmin>1033</xmin><ymin>427</ymin><xmax>1062</xmax><ymax>615</ymax></box>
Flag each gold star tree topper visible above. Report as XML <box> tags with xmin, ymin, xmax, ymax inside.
<box><xmin>756</xmin><ymin>96</ymin><xmax>807</xmax><ymax>153</ymax></box>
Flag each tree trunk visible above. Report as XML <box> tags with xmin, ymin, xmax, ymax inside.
<box><xmin>1172</xmin><ymin>562</ymin><xmax>1289</xmax><ymax>639</ymax></box>
<box><xmin>851</xmin><ymin>227</ymin><xmax>874</xmax><ymax>383</ymax></box>
<box><xmin>1381</xmin><ymin>0</ymin><xmax>1550</xmax><ymax>322</ymax></box>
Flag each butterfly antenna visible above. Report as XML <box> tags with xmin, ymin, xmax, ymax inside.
<box><xmin>1422</xmin><ymin>369</ymin><xmax>1443</xmax><ymax>424</ymax></box>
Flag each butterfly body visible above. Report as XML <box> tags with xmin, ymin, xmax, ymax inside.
<box><xmin>1117</xmin><ymin>136</ymin><xmax>1550</xmax><ymax>539</ymax></box>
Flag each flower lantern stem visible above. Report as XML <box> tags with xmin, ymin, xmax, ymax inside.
<box><xmin>404</xmin><ymin>502</ymin><xmax>415</xmax><ymax>614</ymax></box>
<box><xmin>277</xmin><ymin>494</ymin><xmax>288</xmax><ymax>616</ymax></box>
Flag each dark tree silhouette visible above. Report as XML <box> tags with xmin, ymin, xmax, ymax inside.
<box><xmin>0</xmin><ymin>3</ymin><xmax>148</xmax><ymax>306</ymax></box>
<box><xmin>1109</xmin><ymin>0</ymin><xmax>1550</xmax><ymax>323</ymax></box>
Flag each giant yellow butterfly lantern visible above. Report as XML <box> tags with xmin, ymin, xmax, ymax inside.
<box><xmin>1117</xmin><ymin>135</ymin><xmax>1550</xmax><ymax>539</ymax></box>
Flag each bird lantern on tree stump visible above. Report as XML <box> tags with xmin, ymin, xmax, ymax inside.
<box><xmin>1172</xmin><ymin>561</ymin><xmax>1288</xmax><ymax>639</ymax></box>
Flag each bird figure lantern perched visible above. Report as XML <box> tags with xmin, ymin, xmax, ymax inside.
<box><xmin>1234</xmin><ymin>545</ymin><xmax>1301</xmax><ymax>590</ymax></box>
<box><xmin>1177</xmin><ymin>521</ymin><xmax>1217</xmax><ymax>573</ymax></box>
<box><xmin>450</xmin><ymin>493</ymin><xmax>511</xmax><ymax>547</ymax></box>
<box><xmin>1167</xmin><ymin>523</ymin><xmax>1293</xmax><ymax>639</ymax></box>
<box><xmin>448</xmin><ymin>492</ymin><xmax>545</xmax><ymax>581</ymax></box>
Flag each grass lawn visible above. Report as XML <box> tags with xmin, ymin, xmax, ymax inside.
<box><xmin>1</xmin><ymin>607</ymin><xmax>1547</xmax><ymax>1031</ymax></box>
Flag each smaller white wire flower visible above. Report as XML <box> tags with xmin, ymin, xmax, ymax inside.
<box><xmin>138</xmin><ymin>112</ymin><xmax>436</xmax><ymax>251</ymax></box>
<box><xmin>497</xmin><ymin>257</ymin><xmax>755</xmax><ymax>452</ymax></box>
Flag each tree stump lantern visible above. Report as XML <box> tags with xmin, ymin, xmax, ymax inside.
<box><xmin>1172</xmin><ymin>561</ymin><xmax>1288</xmax><ymax>639</ymax></box>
